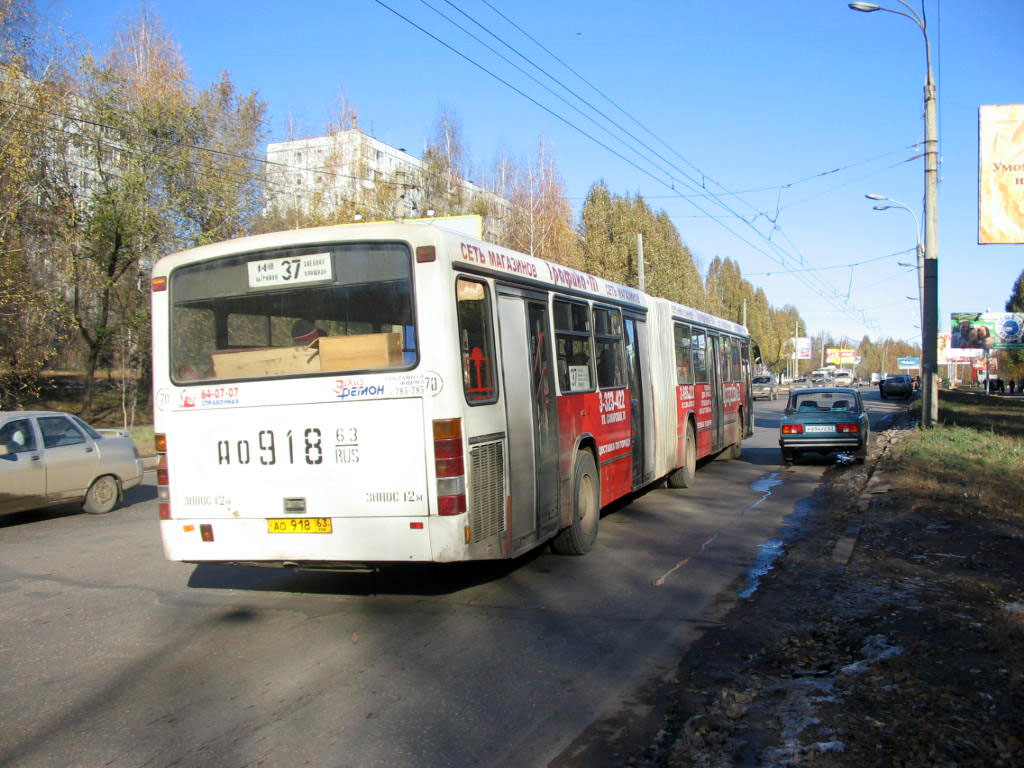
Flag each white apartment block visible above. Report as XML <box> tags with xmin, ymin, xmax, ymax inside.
<box><xmin>264</xmin><ymin>129</ymin><xmax>508</xmax><ymax>228</ymax></box>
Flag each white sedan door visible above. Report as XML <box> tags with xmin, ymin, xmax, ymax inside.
<box><xmin>0</xmin><ymin>417</ymin><xmax>47</xmax><ymax>514</ymax></box>
<box><xmin>35</xmin><ymin>415</ymin><xmax>100</xmax><ymax>501</ymax></box>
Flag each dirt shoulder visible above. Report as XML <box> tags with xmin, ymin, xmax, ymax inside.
<box><xmin>555</xmin><ymin>414</ymin><xmax>1024</xmax><ymax>767</ymax></box>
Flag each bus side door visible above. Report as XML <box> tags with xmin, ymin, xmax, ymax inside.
<box><xmin>709</xmin><ymin>334</ymin><xmax>725</xmax><ymax>452</ymax></box>
<box><xmin>497</xmin><ymin>291</ymin><xmax>560</xmax><ymax>550</ymax></box>
<box><xmin>623</xmin><ymin>315</ymin><xmax>654</xmax><ymax>489</ymax></box>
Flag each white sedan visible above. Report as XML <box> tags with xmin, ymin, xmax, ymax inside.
<box><xmin>0</xmin><ymin>410</ymin><xmax>144</xmax><ymax>515</ymax></box>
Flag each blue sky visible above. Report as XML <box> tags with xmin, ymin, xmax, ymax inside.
<box><xmin>47</xmin><ymin>0</ymin><xmax>1023</xmax><ymax>344</ymax></box>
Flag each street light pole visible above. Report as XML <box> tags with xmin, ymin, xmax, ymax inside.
<box><xmin>850</xmin><ymin>1</ymin><xmax>938</xmax><ymax>427</ymax></box>
<box><xmin>866</xmin><ymin>194</ymin><xmax>923</xmax><ymax>330</ymax></box>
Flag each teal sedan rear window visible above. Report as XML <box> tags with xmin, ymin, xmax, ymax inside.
<box><xmin>791</xmin><ymin>392</ymin><xmax>860</xmax><ymax>411</ymax></box>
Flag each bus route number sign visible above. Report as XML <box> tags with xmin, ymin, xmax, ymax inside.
<box><xmin>247</xmin><ymin>252</ymin><xmax>333</xmax><ymax>288</ymax></box>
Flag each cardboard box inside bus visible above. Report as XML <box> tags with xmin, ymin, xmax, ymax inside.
<box><xmin>210</xmin><ymin>344</ymin><xmax>321</xmax><ymax>378</ymax></box>
<box><xmin>318</xmin><ymin>332</ymin><xmax>403</xmax><ymax>371</ymax></box>
<box><xmin>208</xmin><ymin>332</ymin><xmax>403</xmax><ymax>378</ymax></box>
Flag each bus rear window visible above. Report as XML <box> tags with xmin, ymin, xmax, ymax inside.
<box><xmin>169</xmin><ymin>242</ymin><xmax>416</xmax><ymax>383</ymax></box>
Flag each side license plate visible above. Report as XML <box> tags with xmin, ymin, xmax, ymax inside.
<box><xmin>804</xmin><ymin>424</ymin><xmax>835</xmax><ymax>433</ymax></box>
<box><xmin>267</xmin><ymin>518</ymin><xmax>333</xmax><ymax>534</ymax></box>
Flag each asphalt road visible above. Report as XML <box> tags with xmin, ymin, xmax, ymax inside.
<box><xmin>0</xmin><ymin>388</ymin><xmax>903</xmax><ymax>768</ymax></box>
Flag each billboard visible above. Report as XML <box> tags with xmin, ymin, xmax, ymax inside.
<box><xmin>979</xmin><ymin>104</ymin><xmax>1024</xmax><ymax>244</ymax></box>
<box><xmin>826</xmin><ymin>347</ymin><xmax>856</xmax><ymax>365</ymax></box>
<box><xmin>898</xmin><ymin>357</ymin><xmax>921</xmax><ymax>369</ymax></box>
<box><xmin>790</xmin><ymin>337</ymin><xmax>812</xmax><ymax>360</ymax></box>
<box><xmin>937</xmin><ymin>331</ymin><xmax>982</xmax><ymax>363</ymax></box>
<box><xmin>951</xmin><ymin>312</ymin><xmax>1024</xmax><ymax>350</ymax></box>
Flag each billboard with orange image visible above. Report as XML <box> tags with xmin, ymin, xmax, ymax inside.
<box><xmin>979</xmin><ymin>104</ymin><xmax>1024</xmax><ymax>244</ymax></box>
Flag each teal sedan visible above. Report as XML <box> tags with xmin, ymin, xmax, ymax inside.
<box><xmin>779</xmin><ymin>387</ymin><xmax>869</xmax><ymax>465</ymax></box>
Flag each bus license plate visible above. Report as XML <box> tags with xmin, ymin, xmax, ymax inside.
<box><xmin>805</xmin><ymin>425</ymin><xmax>834</xmax><ymax>433</ymax></box>
<box><xmin>267</xmin><ymin>518</ymin><xmax>333</xmax><ymax>534</ymax></box>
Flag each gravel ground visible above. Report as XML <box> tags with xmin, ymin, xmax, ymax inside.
<box><xmin>556</xmin><ymin>417</ymin><xmax>1024</xmax><ymax>768</ymax></box>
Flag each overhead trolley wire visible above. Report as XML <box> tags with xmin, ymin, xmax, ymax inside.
<box><xmin>373</xmin><ymin>0</ymin><xmax>869</xmax><ymax>325</ymax></box>
<box><xmin>445</xmin><ymin>0</ymin><xmax>904</xmax><ymax>323</ymax></box>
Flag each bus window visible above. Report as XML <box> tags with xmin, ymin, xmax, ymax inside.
<box><xmin>593</xmin><ymin>306</ymin><xmax>625</xmax><ymax>389</ymax></box>
<box><xmin>169</xmin><ymin>241</ymin><xmax>415</xmax><ymax>383</ymax></box>
<box><xmin>731</xmin><ymin>337</ymin><xmax>742</xmax><ymax>381</ymax></box>
<box><xmin>227</xmin><ymin>312</ymin><xmax>288</xmax><ymax>347</ymax></box>
<box><xmin>172</xmin><ymin>306</ymin><xmax>214</xmax><ymax>380</ymax></box>
<box><xmin>456</xmin><ymin>277</ymin><xmax>497</xmax><ymax>404</ymax></box>
<box><xmin>674</xmin><ymin>323</ymin><xmax>692</xmax><ymax>384</ymax></box>
<box><xmin>692</xmin><ymin>328</ymin><xmax>708</xmax><ymax>383</ymax></box>
<box><xmin>720</xmin><ymin>336</ymin><xmax>733</xmax><ymax>381</ymax></box>
<box><xmin>554</xmin><ymin>298</ymin><xmax>593</xmax><ymax>392</ymax></box>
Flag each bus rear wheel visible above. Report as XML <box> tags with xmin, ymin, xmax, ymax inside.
<box><xmin>667</xmin><ymin>422</ymin><xmax>697</xmax><ymax>488</ymax></box>
<box><xmin>552</xmin><ymin>450</ymin><xmax>599</xmax><ymax>555</ymax></box>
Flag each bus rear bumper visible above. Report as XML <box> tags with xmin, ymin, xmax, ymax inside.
<box><xmin>160</xmin><ymin>515</ymin><xmax>468</xmax><ymax>565</ymax></box>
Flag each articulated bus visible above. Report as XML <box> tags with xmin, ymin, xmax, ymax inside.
<box><xmin>151</xmin><ymin>219</ymin><xmax>752</xmax><ymax>567</ymax></box>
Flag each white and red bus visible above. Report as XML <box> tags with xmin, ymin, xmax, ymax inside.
<box><xmin>150</xmin><ymin>219</ymin><xmax>751</xmax><ymax>567</ymax></box>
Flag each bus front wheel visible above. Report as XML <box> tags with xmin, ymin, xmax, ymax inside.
<box><xmin>552</xmin><ymin>450</ymin><xmax>599</xmax><ymax>555</ymax></box>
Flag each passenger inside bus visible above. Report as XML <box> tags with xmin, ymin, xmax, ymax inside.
<box><xmin>291</xmin><ymin>318</ymin><xmax>326</xmax><ymax>345</ymax></box>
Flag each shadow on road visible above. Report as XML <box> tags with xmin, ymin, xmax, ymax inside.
<box><xmin>0</xmin><ymin>504</ymin><xmax>82</xmax><ymax>528</ymax></box>
<box><xmin>186</xmin><ymin>546</ymin><xmax>546</xmax><ymax>596</ymax></box>
<box><xmin>739</xmin><ymin>445</ymin><xmax>784</xmax><ymax>467</ymax></box>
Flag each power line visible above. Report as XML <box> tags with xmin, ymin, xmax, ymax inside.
<box><xmin>744</xmin><ymin>247</ymin><xmax>915</xmax><ymax>276</ymax></box>
<box><xmin>372</xmin><ymin>0</ymin><xmax>872</xmax><ymax>326</ymax></box>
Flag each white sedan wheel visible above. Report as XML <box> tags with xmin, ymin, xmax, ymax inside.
<box><xmin>83</xmin><ymin>475</ymin><xmax>120</xmax><ymax>514</ymax></box>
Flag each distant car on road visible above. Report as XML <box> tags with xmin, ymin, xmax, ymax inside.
<box><xmin>779</xmin><ymin>387</ymin><xmax>869</xmax><ymax>465</ymax></box>
<box><xmin>832</xmin><ymin>370</ymin><xmax>854</xmax><ymax>386</ymax></box>
<box><xmin>0</xmin><ymin>411</ymin><xmax>144</xmax><ymax>515</ymax></box>
<box><xmin>789</xmin><ymin>377</ymin><xmax>813</xmax><ymax>390</ymax></box>
<box><xmin>751</xmin><ymin>375</ymin><xmax>779</xmax><ymax>400</ymax></box>
<box><xmin>880</xmin><ymin>373</ymin><xmax>914</xmax><ymax>400</ymax></box>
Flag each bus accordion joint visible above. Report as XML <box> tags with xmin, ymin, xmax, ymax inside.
<box><xmin>432</xmin><ymin>418</ymin><xmax>466</xmax><ymax>516</ymax></box>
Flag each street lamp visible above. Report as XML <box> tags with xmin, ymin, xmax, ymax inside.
<box><xmin>850</xmin><ymin>0</ymin><xmax>938</xmax><ymax>427</ymax></box>
<box><xmin>865</xmin><ymin>193</ymin><xmax>923</xmax><ymax>328</ymax></box>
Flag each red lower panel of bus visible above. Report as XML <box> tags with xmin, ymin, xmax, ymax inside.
<box><xmin>675</xmin><ymin>382</ymin><xmax>746</xmax><ymax>462</ymax></box>
<box><xmin>556</xmin><ymin>389</ymin><xmax>633</xmax><ymax>507</ymax></box>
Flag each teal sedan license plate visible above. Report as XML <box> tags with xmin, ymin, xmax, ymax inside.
<box><xmin>805</xmin><ymin>425</ymin><xmax>834</xmax><ymax>433</ymax></box>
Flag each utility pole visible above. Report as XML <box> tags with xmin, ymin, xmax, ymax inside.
<box><xmin>636</xmin><ymin>233</ymin><xmax>645</xmax><ymax>292</ymax></box>
<box><xmin>850</xmin><ymin>0</ymin><xmax>938</xmax><ymax>426</ymax></box>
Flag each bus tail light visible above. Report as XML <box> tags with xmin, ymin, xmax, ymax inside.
<box><xmin>155</xmin><ymin>434</ymin><xmax>171</xmax><ymax>520</ymax></box>
<box><xmin>781</xmin><ymin>424</ymin><xmax>803</xmax><ymax>435</ymax></box>
<box><xmin>433</xmin><ymin>418</ymin><xmax>466</xmax><ymax>516</ymax></box>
